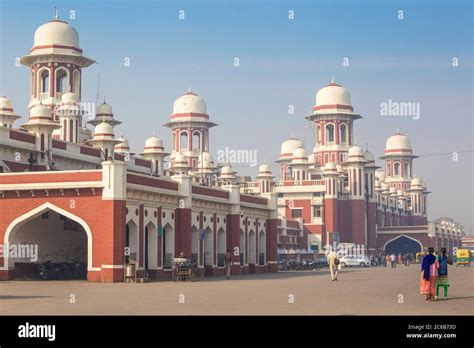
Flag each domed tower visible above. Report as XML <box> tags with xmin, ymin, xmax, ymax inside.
<box><xmin>88</xmin><ymin>101</ymin><xmax>122</xmax><ymax>127</ymax></box>
<box><xmin>170</xmin><ymin>152</ymin><xmax>189</xmax><ymax>175</ymax></box>
<box><xmin>21</xmin><ymin>104</ymin><xmax>60</xmax><ymax>167</ymax></box>
<box><xmin>408</xmin><ymin>177</ymin><xmax>429</xmax><ymax>225</ymax></box>
<box><xmin>114</xmin><ymin>134</ymin><xmax>130</xmax><ymax>155</ymax></box>
<box><xmin>87</xmin><ymin>121</ymin><xmax>120</xmax><ymax>161</ymax></box>
<box><xmin>256</xmin><ymin>163</ymin><xmax>274</xmax><ymax>194</ymax></box>
<box><xmin>139</xmin><ymin>134</ymin><xmax>169</xmax><ymax>175</ymax></box>
<box><xmin>163</xmin><ymin>89</ymin><xmax>217</xmax><ymax>169</ymax></box>
<box><xmin>0</xmin><ymin>96</ymin><xmax>21</xmax><ymax>128</ymax></box>
<box><xmin>219</xmin><ymin>164</ymin><xmax>237</xmax><ymax>185</ymax></box>
<box><xmin>20</xmin><ymin>14</ymin><xmax>95</xmax><ymax>120</ymax></box>
<box><xmin>305</xmin><ymin>79</ymin><xmax>362</xmax><ymax>166</ymax></box>
<box><xmin>275</xmin><ymin>137</ymin><xmax>303</xmax><ymax>181</ymax></box>
<box><xmin>55</xmin><ymin>91</ymin><xmax>84</xmax><ymax>143</ymax></box>
<box><xmin>291</xmin><ymin>147</ymin><xmax>309</xmax><ymax>181</ymax></box>
<box><xmin>380</xmin><ymin>131</ymin><xmax>417</xmax><ymax>191</ymax></box>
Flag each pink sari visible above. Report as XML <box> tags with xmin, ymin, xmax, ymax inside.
<box><xmin>420</xmin><ymin>260</ymin><xmax>438</xmax><ymax>296</ymax></box>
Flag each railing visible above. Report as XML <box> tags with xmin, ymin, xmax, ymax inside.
<box><xmin>276</xmin><ymin>180</ymin><xmax>324</xmax><ymax>187</ymax></box>
<box><xmin>38</xmin><ymin>92</ymin><xmax>49</xmax><ymax>100</ymax></box>
<box><xmin>240</xmin><ymin>182</ymin><xmax>260</xmax><ymax>188</ymax></box>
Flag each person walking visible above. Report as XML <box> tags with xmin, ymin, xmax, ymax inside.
<box><xmin>390</xmin><ymin>253</ymin><xmax>397</xmax><ymax>268</ymax></box>
<box><xmin>224</xmin><ymin>249</ymin><xmax>232</xmax><ymax>279</ymax></box>
<box><xmin>420</xmin><ymin>247</ymin><xmax>438</xmax><ymax>301</ymax></box>
<box><xmin>385</xmin><ymin>254</ymin><xmax>390</xmax><ymax>268</ymax></box>
<box><xmin>435</xmin><ymin>247</ymin><xmax>453</xmax><ymax>300</ymax></box>
<box><xmin>327</xmin><ymin>250</ymin><xmax>339</xmax><ymax>281</ymax></box>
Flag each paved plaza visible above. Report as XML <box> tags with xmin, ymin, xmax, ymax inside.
<box><xmin>1</xmin><ymin>265</ymin><xmax>472</xmax><ymax>315</ymax></box>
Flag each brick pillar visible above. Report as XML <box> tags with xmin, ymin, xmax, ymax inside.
<box><xmin>266</xmin><ymin>218</ymin><xmax>279</xmax><ymax>272</ymax></box>
<box><xmin>367</xmin><ymin>202</ymin><xmax>377</xmax><ymax>251</ymax></box>
<box><xmin>227</xmin><ymin>213</ymin><xmax>241</xmax><ymax>274</ymax></box>
<box><xmin>175</xmin><ymin>208</ymin><xmax>192</xmax><ymax>257</ymax></box>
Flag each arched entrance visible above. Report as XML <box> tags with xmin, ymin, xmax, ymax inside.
<box><xmin>248</xmin><ymin>230</ymin><xmax>256</xmax><ymax>264</ymax></box>
<box><xmin>126</xmin><ymin>221</ymin><xmax>138</xmax><ymax>264</ymax></box>
<box><xmin>4</xmin><ymin>203</ymin><xmax>92</xmax><ymax>280</ymax></box>
<box><xmin>162</xmin><ymin>223</ymin><xmax>174</xmax><ymax>269</ymax></box>
<box><xmin>191</xmin><ymin>226</ymin><xmax>199</xmax><ymax>265</ymax></box>
<box><xmin>239</xmin><ymin>229</ymin><xmax>245</xmax><ymax>266</ymax></box>
<box><xmin>145</xmin><ymin>222</ymin><xmax>157</xmax><ymax>271</ymax></box>
<box><xmin>384</xmin><ymin>235</ymin><xmax>423</xmax><ymax>255</ymax></box>
<box><xmin>204</xmin><ymin>227</ymin><xmax>212</xmax><ymax>266</ymax></box>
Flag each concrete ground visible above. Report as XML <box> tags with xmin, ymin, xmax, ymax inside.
<box><xmin>1</xmin><ymin>264</ymin><xmax>472</xmax><ymax>315</ymax></box>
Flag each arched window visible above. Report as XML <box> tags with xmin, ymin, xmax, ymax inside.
<box><xmin>73</xmin><ymin>70</ymin><xmax>80</xmax><ymax>95</ymax></box>
<box><xmin>340</xmin><ymin>124</ymin><xmax>347</xmax><ymax>143</ymax></box>
<box><xmin>30</xmin><ymin>71</ymin><xmax>35</xmax><ymax>96</ymax></box>
<box><xmin>180</xmin><ymin>131</ymin><xmax>188</xmax><ymax>150</ymax></box>
<box><xmin>286</xmin><ymin>166</ymin><xmax>292</xmax><ymax>180</ymax></box>
<box><xmin>394</xmin><ymin>162</ymin><xmax>400</xmax><ymax>177</ymax></box>
<box><xmin>316</xmin><ymin>125</ymin><xmax>321</xmax><ymax>144</ymax></box>
<box><xmin>326</xmin><ymin>124</ymin><xmax>335</xmax><ymax>143</ymax></box>
<box><xmin>192</xmin><ymin>131</ymin><xmax>201</xmax><ymax>150</ymax></box>
<box><xmin>40</xmin><ymin>69</ymin><xmax>50</xmax><ymax>93</ymax></box>
<box><xmin>386</xmin><ymin>163</ymin><xmax>391</xmax><ymax>176</ymax></box>
<box><xmin>56</xmin><ymin>69</ymin><xmax>68</xmax><ymax>92</ymax></box>
<box><xmin>404</xmin><ymin>162</ymin><xmax>409</xmax><ymax>177</ymax></box>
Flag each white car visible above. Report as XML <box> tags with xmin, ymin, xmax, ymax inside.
<box><xmin>339</xmin><ymin>255</ymin><xmax>369</xmax><ymax>267</ymax></box>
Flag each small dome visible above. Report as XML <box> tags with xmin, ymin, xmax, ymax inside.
<box><xmin>411</xmin><ymin>177</ymin><xmax>422</xmax><ymax>187</ymax></box>
<box><xmin>0</xmin><ymin>96</ymin><xmax>14</xmax><ymax>113</ymax></box>
<box><xmin>34</xmin><ymin>20</ymin><xmax>80</xmax><ymax>49</ymax></box>
<box><xmin>198</xmin><ymin>152</ymin><xmax>214</xmax><ymax>164</ymax></box>
<box><xmin>30</xmin><ymin>104</ymin><xmax>52</xmax><ymax>119</ymax></box>
<box><xmin>61</xmin><ymin>91</ymin><xmax>78</xmax><ymax>104</ymax></box>
<box><xmin>280</xmin><ymin>138</ymin><xmax>302</xmax><ymax>157</ymax></box>
<box><xmin>173</xmin><ymin>153</ymin><xmax>189</xmax><ymax>166</ymax></box>
<box><xmin>385</xmin><ymin>132</ymin><xmax>412</xmax><ymax>153</ymax></box>
<box><xmin>221</xmin><ymin>164</ymin><xmax>233</xmax><ymax>175</ymax></box>
<box><xmin>313</xmin><ymin>80</ymin><xmax>353</xmax><ymax>114</ymax></box>
<box><xmin>145</xmin><ymin>135</ymin><xmax>164</xmax><ymax>149</ymax></box>
<box><xmin>172</xmin><ymin>91</ymin><xmax>207</xmax><ymax>115</ymax></box>
<box><xmin>336</xmin><ymin>164</ymin><xmax>344</xmax><ymax>173</ymax></box>
<box><xmin>114</xmin><ymin>135</ymin><xmax>130</xmax><ymax>153</ymax></box>
<box><xmin>324</xmin><ymin>162</ymin><xmax>338</xmax><ymax>175</ymax></box>
<box><xmin>347</xmin><ymin>145</ymin><xmax>365</xmax><ymax>162</ymax></box>
<box><xmin>259</xmin><ymin>163</ymin><xmax>271</xmax><ymax>173</ymax></box>
<box><xmin>375</xmin><ymin>169</ymin><xmax>386</xmax><ymax>182</ymax></box>
<box><xmin>293</xmin><ymin>147</ymin><xmax>307</xmax><ymax>159</ymax></box>
<box><xmin>364</xmin><ymin>150</ymin><xmax>374</xmax><ymax>162</ymax></box>
<box><xmin>94</xmin><ymin>121</ymin><xmax>114</xmax><ymax>137</ymax></box>
<box><xmin>96</xmin><ymin>102</ymin><xmax>113</xmax><ymax>117</ymax></box>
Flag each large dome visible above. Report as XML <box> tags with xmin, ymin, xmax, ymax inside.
<box><xmin>313</xmin><ymin>80</ymin><xmax>353</xmax><ymax>114</ymax></box>
<box><xmin>172</xmin><ymin>91</ymin><xmax>207</xmax><ymax>115</ymax></box>
<box><xmin>33</xmin><ymin>20</ymin><xmax>80</xmax><ymax>51</ymax></box>
<box><xmin>385</xmin><ymin>132</ymin><xmax>412</xmax><ymax>153</ymax></box>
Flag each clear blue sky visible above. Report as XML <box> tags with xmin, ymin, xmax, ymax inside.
<box><xmin>0</xmin><ymin>0</ymin><xmax>472</xmax><ymax>232</ymax></box>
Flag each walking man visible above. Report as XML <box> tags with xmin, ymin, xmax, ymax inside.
<box><xmin>224</xmin><ymin>249</ymin><xmax>232</xmax><ymax>279</ymax></box>
<box><xmin>327</xmin><ymin>249</ymin><xmax>339</xmax><ymax>281</ymax></box>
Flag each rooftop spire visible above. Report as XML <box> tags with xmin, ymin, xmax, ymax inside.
<box><xmin>331</xmin><ymin>75</ymin><xmax>335</xmax><ymax>83</ymax></box>
<box><xmin>54</xmin><ymin>7</ymin><xmax>59</xmax><ymax>20</ymax></box>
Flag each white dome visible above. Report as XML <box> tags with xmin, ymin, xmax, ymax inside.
<box><xmin>280</xmin><ymin>138</ymin><xmax>302</xmax><ymax>156</ymax></box>
<box><xmin>364</xmin><ymin>150</ymin><xmax>374</xmax><ymax>162</ymax></box>
<box><xmin>0</xmin><ymin>96</ymin><xmax>13</xmax><ymax>112</ymax></box>
<box><xmin>145</xmin><ymin>135</ymin><xmax>163</xmax><ymax>149</ymax></box>
<box><xmin>61</xmin><ymin>91</ymin><xmax>78</xmax><ymax>104</ymax></box>
<box><xmin>259</xmin><ymin>163</ymin><xmax>271</xmax><ymax>173</ymax></box>
<box><xmin>96</xmin><ymin>102</ymin><xmax>113</xmax><ymax>117</ymax></box>
<box><xmin>347</xmin><ymin>145</ymin><xmax>364</xmax><ymax>162</ymax></box>
<box><xmin>385</xmin><ymin>132</ymin><xmax>412</xmax><ymax>152</ymax></box>
<box><xmin>313</xmin><ymin>80</ymin><xmax>353</xmax><ymax>114</ymax></box>
<box><xmin>114</xmin><ymin>136</ymin><xmax>130</xmax><ymax>152</ymax></box>
<box><xmin>221</xmin><ymin>165</ymin><xmax>233</xmax><ymax>175</ymax></box>
<box><xmin>411</xmin><ymin>177</ymin><xmax>422</xmax><ymax>187</ymax></box>
<box><xmin>34</xmin><ymin>20</ymin><xmax>80</xmax><ymax>49</ymax></box>
<box><xmin>174</xmin><ymin>153</ymin><xmax>188</xmax><ymax>166</ymax></box>
<box><xmin>198</xmin><ymin>152</ymin><xmax>214</xmax><ymax>164</ymax></box>
<box><xmin>172</xmin><ymin>91</ymin><xmax>207</xmax><ymax>115</ymax></box>
<box><xmin>94</xmin><ymin>122</ymin><xmax>114</xmax><ymax>136</ymax></box>
<box><xmin>30</xmin><ymin>104</ymin><xmax>51</xmax><ymax>119</ymax></box>
<box><xmin>293</xmin><ymin>147</ymin><xmax>307</xmax><ymax>159</ymax></box>
<box><xmin>324</xmin><ymin>162</ymin><xmax>337</xmax><ymax>172</ymax></box>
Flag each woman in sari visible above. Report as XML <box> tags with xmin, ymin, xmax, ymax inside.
<box><xmin>420</xmin><ymin>247</ymin><xmax>438</xmax><ymax>301</ymax></box>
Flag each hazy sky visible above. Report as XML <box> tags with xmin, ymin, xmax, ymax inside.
<box><xmin>0</xmin><ymin>0</ymin><xmax>472</xmax><ymax>232</ymax></box>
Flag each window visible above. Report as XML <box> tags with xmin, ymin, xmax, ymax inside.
<box><xmin>394</xmin><ymin>162</ymin><xmax>400</xmax><ymax>176</ymax></box>
<box><xmin>340</xmin><ymin>124</ymin><xmax>347</xmax><ymax>143</ymax></box>
<box><xmin>180</xmin><ymin>131</ymin><xmax>188</xmax><ymax>150</ymax></box>
<box><xmin>192</xmin><ymin>131</ymin><xmax>201</xmax><ymax>150</ymax></box>
<box><xmin>404</xmin><ymin>162</ymin><xmax>409</xmax><ymax>177</ymax></box>
<box><xmin>313</xmin><ymin>207</ymin><xmax>321</xmax><ymax>218</ymax></box>
<box><xmin>326</xmin><ymin>124</ymin><xmax>335</xmax><ymax>143</ymax></box>
<box><xmin>291</xmin><ymin>209</ymin><xmax>302</xmax><ymax>218</ymax></box>
<box><xmin>316</xmin><ymin>125</ymin><xmax>321</xmax><ymax>143</ymax></box>
<box><xmin>386</xmin><ymin>163</ymin><xmax>391</xmax><ymax>176</ymax></box>
<box><xmin>40</xmin><ymin>69</ymin><xmax>49</xmax><ymax>93</ymax></box>
<box><xmin>56</xmin><ymin>69</ymin><xmax>68</xmax><ymax>92</ymax></box>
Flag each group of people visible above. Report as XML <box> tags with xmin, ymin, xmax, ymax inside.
<box><xmin>420</xmin><ymin>247</ymin><xmax>452</xmax><ymax>301</ymax></box>
<box><xmin>369</xmin><ymin>253</ymin><xmax>414</xmax><ymax>267</ymax></box>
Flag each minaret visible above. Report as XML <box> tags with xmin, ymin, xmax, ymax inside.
<box><xmin>20</xmin><ymin>104</ymin><xmax>60</xmax><ymax>168</ymax></box>
<box><xmin>305</xmin><ymin>79</ymin><xmax>362</xmax><ymax>166</ymax></box>
<box><xmin>163</xmin><ymin>89</ymin><xmax>217</xmax><ymax>169</ymax></box>
<box><xmin>380</xmin><ymin>131</ymin><xmax>417</xmax><ymax>191</ymax></box>
<box><xmin>219</xmin><ymin>164</ymin><xmax>237</xmax><ymax>186</ymax></box>
<box><xmin>139</xmin><ymin>133</ymin><xmax>169</xmax><ymax>175</ymax></box>
<box><xmin>256</xmin><ymin>163</ymin><xmax>274</xmax><ymax>194</ymax></box>
<box><xmin>20</xmin><ymin>14</ymin><xmax>95</xmax><ymax>120</ymax></box>
<box><xmin>87</xmin><ymin>121</ymin><xmax>121</xmax><ymax>161</ymax></box>
<box><xmin>275</xmin><ymin>137</ymin><xmax>303</xmax><ymax>181</ymax></box>
<box><xmin>56</xmin><ymin>90</ymin><xmax>83</xmax><ymax>143</ymax></box>
<box><xmin>0</xmin><ymin>96</ymin><xmax>21</xmax><ymax>128</ymax></box>
<box><xmin>322</xmin><ymin>161</ymin><xmax>340</xmax><ymax>246</ymax></box>
<box><xmin>408</xmin><ymin>177</ymin><xmax>429</xmax><ymax>225</ymax></box>
<box><xmin>346</xmin><ymin>145</ymin><xmax>367</xmax><ymax>246</ymax></box>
